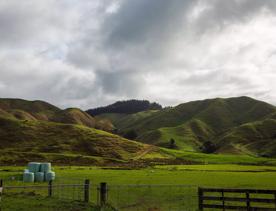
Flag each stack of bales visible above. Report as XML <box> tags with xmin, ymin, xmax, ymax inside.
<box><xmin>23</xmin><ymin>162</ymin><xmax>55</xmax><ymax>182</ymax></box>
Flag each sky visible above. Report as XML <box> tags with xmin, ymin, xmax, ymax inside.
<box><xmin>0</xmin><ymin>0</ymin><xmax>276</xmax><ymax>109</ymax></box>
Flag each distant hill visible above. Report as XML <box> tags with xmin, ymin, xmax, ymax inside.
<box><xmin>0</xmin><ymin>98</ymin><xmax>59</xmax><ymax>121</ymax></box>
<box><xmin>0</xmin><ymin>116</ymin><xmax>156</xmax><ymax>164</ymax></box>
<box><xmin>0</xmin><ymin>98</ymin><xmax>100</xmax><ymax>130</ymax></box>
<box><xmin>0</xmin><ymin>98</ymin><xmax>168</xmax><ymax>165</ymax></box>
<box><xmin>86</xmin><ymin>99</ymin><xmax>162</xmax><ymax>116</ymax></box>
<box><xmin>100</xmin><ymin>96</ymin><xmax>276</xmax><ymax>157</ymax></box>
<box><xmin>52</xmin><ymin>108</ymin><xmax>96</xmax><ymax>128</ymax></box>
<box><xmin>1</xmin><ymin>97</ymin><xmax>276</xmax><ymax>165</ymax></box>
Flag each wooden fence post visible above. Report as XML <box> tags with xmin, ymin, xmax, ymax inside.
<box><xmin>0</xmin><ymin>179</ymin><xmax>3</xmax><ymax>202</ymax></box>
<box><xmin>100</xmin><ymin>182</ymin><xmax>107</xmax><ymax>206</ymax></box>
<box><xmin>246</xmin><ymin>192</ymin><xmax>250</xmax><ymax>211</ymax></box>
<box><xmin>198</xmin><ymin>187</ymin><xmax>203</xmax><ymax>211</ymax></box>
<box><xmin>48</xmin><ymin>180</ymin><xmax>52</xmax><ymax>197</ymax></box>
<box><xmin>274</xmin><ymin>193</ymin><xmax>276</xmax><ymax>209</ymax></box>
<box><xmin>84</xmin><ymin>179</ymin><xmax>90</xmax><ymax>203</ymax></box>
<box><xmin>222</xmin><ymin>190</ymin><xmax>225</xmax><ymax>211</ymax></box>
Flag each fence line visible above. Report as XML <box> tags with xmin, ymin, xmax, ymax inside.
<box><xmin>198</xmin><ymin>187</ymin><xmax>276</xmax><ymax>210</ymax></box>
<box><xmin>0</xmin><ymin>178</ymin><xmax>90</xmax><ymax>203</ymax></box>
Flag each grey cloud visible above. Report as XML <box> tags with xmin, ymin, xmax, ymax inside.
<box><xmin>103</xmin><ymin>0</ymin><xmax>195</xmax><ymax>48</ymax></box>
<box><xmin>0</xmin><ymin>0</ymin><xmax>276</xmax><ymax>109</ymax></box>
<box><xmin>193</xmin><ymin>0</ymin><xmax>276</xmax><ymax>33</ymax></box>
<box><xmin>178</xmin><ymin>69</ymin><xmax>254</xmax><ymax>87</ymax></box>
<box><xmin>96</xmin><ymin>70</ymin><xmax>143</xmax><ymax>96</ymax></box>
<box><xmin>0</xmin><ymin>0</ymin><xmax>83</xmax><ymax>48</ymax></box>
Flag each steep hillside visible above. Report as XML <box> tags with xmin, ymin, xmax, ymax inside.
<box><xmin>52</xmin><ymin>108</ymin><xmax>96</xmax><ymax>128</ymax></box>
<box><xmin>102</xmin><ymin>96</ymin><xmax>276</xmax><ymax>156</ymax></box>
<box><xmin>87</xmin><ymin>99</ymin><xmax>162</xmax><ymax>116</ymax></box>
<box><xmin>1</xmin><ymin>96</ymin><xmax>276</xmax><ymax>164</ymax></box>
<box><xmin>0</xmin><ymin>98</ymin><xmax>97</xmax><ymax>129</ymax></box>
<box><xmin>115</xmin><ymin>97</ymin><xmax>275</xmax><ymax>134</ymax></box>
<box><xmin>0</xmin><ymin>98</ymin><xmax>59</xmax><ymax>121</ymax></box>
<box><xmin>218</xmin><ymin>119</ymin><xmax>276</xmax><ymax>157</ymax></box>
<box><xmin>0</xmin><ymin>116</ymin><xmax>161</xmax><ymax>164</ymax></box>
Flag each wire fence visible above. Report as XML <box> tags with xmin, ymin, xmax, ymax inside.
<box><xmin>0</xmin><ymin>178</ymin><xmax>94</xmax><ymax>211</ymax></box>
<box><xmin>0</xmin><ymin>177</ymin><xmax>199</xmax><ymax>211</ymax></box>
<box><xmin>101</xmin><ymin>184</ymin><xmax>198</xmax><ymax>211</ymax></box>
<box><xmin>1</xmin><ymin>179</ymin><xmax>86</xmax><ymax>200</ymax></box>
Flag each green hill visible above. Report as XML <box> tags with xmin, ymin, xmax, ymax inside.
<box><xmin>99</xmin><ymin>96</ymin><xmax>276</xmax><ymax>157</ymax></box>
<box><xmin>86</xmin><ymin>99</ymin><xmax>162</xmax><ymax>116</ymax></box>
<box><xmin>0</xmin><ymin>98</ymin><xmax>171</xmax><ymax>165</ymax></box>
<box><xmin>218</xmin><ymin>119</ymin><xmax>276</xmax><ymax>156</ymax></box>
<box><xmin>0</xmin><ymin>98</ymin><xmax>59</xmax><ymax>121</ymax></box>
<box><xmin>52</xmin><ymin>108</ymin><xmax>96</xmax><ymax>128</ymax></box>
<box><xmin>0</xmin><ymin>98</ymin><xmax>98</xmax><ymax>129</ymax></box>
<box><xmin>0</xmin><ymin>116</ymin><xmax>166</xmax><ymax>165</ymax></box>
<box><xmin>1</xmin><ymin>97</ymin><xmax>276</xmax><ymax>165</ymax></box>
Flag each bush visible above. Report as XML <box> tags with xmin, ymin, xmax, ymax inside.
<box><xmin>123</xmin><ymin>130</ymin><xmax>138</xmax><ymax>140</ymax></box>
<box><xmin>201</xmin><ymin>141</ymin><xmax>217</xmax><ymax>153</ymax></box>
<box><xmin>169</xmin><ymin>138</ymin><xmax>177</xmax><ymax>149</ymax></box>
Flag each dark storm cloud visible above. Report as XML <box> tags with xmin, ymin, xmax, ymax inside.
<box><xmin>96</xmin><ymin>70</ymin><xmax>143</xmax><ymax>96</ymax></box>
<box><xmin>0</xmin><ymin>0</ymin><xmax>275</xmax><ymax>108</ymax></box>
<box><xmin>103</xmin><ymin>0</ymin><xmax>195</xmax><ymax>47</ymax></box>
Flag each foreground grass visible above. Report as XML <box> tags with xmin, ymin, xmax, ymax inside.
<box><xmin>1</xmin><ymin>193</ymin><xmax>98</xmax><ymax>211</ymax></box>
<box><xmin>1</xmin><ymin>165</ymin><xmax>276</xmax><ymax>210</ymax></box>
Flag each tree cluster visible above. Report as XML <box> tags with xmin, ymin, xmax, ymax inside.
<box><xmin>200</xmin><ymin>141</ymin><xmax>217</xmax><ymax>153</ymax></box>
<box><xmin>87</xmin><ymin>100</ymin><xmax>162</xmax><ymax>116</ymax></box>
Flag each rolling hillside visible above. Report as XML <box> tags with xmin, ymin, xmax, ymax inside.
<box><xmin>0</xmin><ymin>115</ymin><xmax>168</xmax><ymax>165</ymax></box>
<box><xmin>86</xmin><ymin>99</ymin><xmax>162</xmax><ymax>116</ymax></box>
<box><xmin>0</xmin><ymin>97</ymin><xmax>276</xmax><ymax>165</ymax></box>
<box><xmin>0</xmin><ymin>98</ymin><xmax>171</xmax><ymax>165</ymax></box>
<box><xmin>218</xmin><ymin>119</ymin><xmax>276</xmax><ymax>156</ymax></box>
<box><xmin>96</xmin><ymin>96</ymin><xmax>276</xmax><ymax>157</ymax></box>
<box><xmin>0</xmin><ymin>98</ymin><xmax>102</xmax><ymax>130</ymax></box>
<box><xmin>0</xmin><ymin>98</ymin><xmax>59</xmax><ymax>121</ymax></box>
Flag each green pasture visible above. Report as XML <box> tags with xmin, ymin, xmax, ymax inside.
<box><xmin>1</xmin><ymin>165</ymin><xmax>276</xmax><ymax>210</ymax></box>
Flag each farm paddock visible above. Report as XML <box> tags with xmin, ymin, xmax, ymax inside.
<box><xmin>1</xmin><ymin>164</ymin><xmax>276</xmax><ymax>210</ymax></box>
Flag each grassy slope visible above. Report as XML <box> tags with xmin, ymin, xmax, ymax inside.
<box><xmin>0</xmin><ymin>116</ymin><xmax>162</xmax><ymax>165</ymax></box>
<box><xmin>52</xmin><ymin>108</ymin><xmax>96</xmax><ymax>127</ymax></box>
<box><xmin>96</xmin><ymin>113</ymin><xmax>127</xmax><ymax>123</ymax></box>
<box><xmin>0</xmin><ymin>115</ymin><xmax>274</xmax><ymax>166</ymax></box>
<box><xmin>1</xmin><ymin>97</ymin><xmax>276</xmax><ymax>165</ymax></box>
<box><xmin>0</xmin><ymin>98</ymin><xmax>60</xmax><ymax>121</ymax></box>
<box><xmin>0</xmin><ymin>98</ymin><xmax>97</xmax><ymax>128</ymax></box>
<box><xmin>218</xmin><ymin>119</ymin><xmax>276</xmax><ymax>156</ymax></box>
<box><xmin>103</xmin><ymin>96</ymin><xmax>276</xmax><ymax>156</ymax></box>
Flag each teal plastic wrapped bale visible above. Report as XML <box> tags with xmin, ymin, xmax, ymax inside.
<box><xmin>40</xmin><ymin>163</ymin><xmax>51</xmax><ymax>173</ymax></box>
<box><xmin>35</xmin><ymin>172</ymin><xmax>45</xmax><ymax>182</ymax></box>
<box><xmin>23</xmin><ymin>172</ymin><xmax>34</xmax><ymax>182</ymax></box>
<box><xmin>45</xmin><ymin>171</ymin><xmax>55</xmax><ymax>182</ymax></box>
<box><xmin>28</xmin><ymin>162</ymin><xmax>41</xmax><ymax>173</ymax></box>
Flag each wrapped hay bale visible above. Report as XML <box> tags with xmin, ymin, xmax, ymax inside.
<box><xmin>23</xmin><ymin>172</ymin><xmax>34</xmax><ymax>182</ymax></box>
<box><xmin>27</xmin><ymin>162</ymin><xmax>41</xmax><ymax>173</ymax></box>
<box><xmin>35</xmin><ymin>172</ymin><xmax>45</xmax><ymax>182</ymax></box>
<box><xmin>40</xmin><ymin>163</ymin><xmax>51</xmax><ymax>173</ymax></box>
<box><xmin>45</xmin><ymin>171</ymin><xmax>55</xmax><ymax>182</ymax></box>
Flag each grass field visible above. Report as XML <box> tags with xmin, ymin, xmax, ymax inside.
<box><xmin>1</xmin><ymin>194</ymin><xmax>98</xmax><ymax>211</ymax></box>
<box><xmin>1</xmin><ymin>165</ymin><xmax>276</xmax><ymax>210</ymax></box>
<box><xmin>2</xmin><ymin>164</ymin><xmax>276</xmax><ymax>187</ymax></box>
